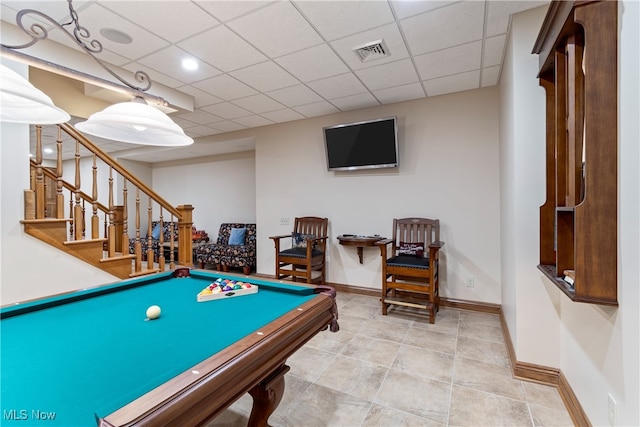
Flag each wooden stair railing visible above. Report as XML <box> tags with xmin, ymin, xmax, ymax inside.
<box><xmin>23</xmin><ymin>123</ymin><xmax>194</xmax><ymax>278</ymax></box>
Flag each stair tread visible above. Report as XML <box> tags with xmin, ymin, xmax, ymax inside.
<box><xmin>64</xmin><ymin>238</ymin><xmax>107</xmax><ymax>246</ymax></box>
<box><xmin>21</xmin><ymin>218</ymin><xmax>71</xmax><ymax>224</ymax></box>
<box><xmin>100</xmin><ymin>254</ymin><xmax>136</xmax><ymax>262</ymax></box>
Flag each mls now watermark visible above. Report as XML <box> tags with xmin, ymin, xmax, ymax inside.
<box><xmin>3</xmin><ymin>409</ymin><xmax>57</xmax><ymax>421</ymax></box>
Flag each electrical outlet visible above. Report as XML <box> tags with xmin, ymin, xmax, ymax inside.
<box><xmin>608</xmin><ymin>393</ymin><xmax>617</xmax><ymax>426</ymax></box>
<box><xmin>465</xmin><ymin>277</ymin><xmax>475</xmax><ymax>288</ymax></box>
<box><xmin>280</xmin><ymin>217</ymin><xmax>290</xmax><ymax>226</ymax></box>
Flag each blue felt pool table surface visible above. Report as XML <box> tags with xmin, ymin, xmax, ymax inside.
<box><xmin>0</xmin><ymin>270</ymin><xmax>319</xmax><ymax>426</ymax></box>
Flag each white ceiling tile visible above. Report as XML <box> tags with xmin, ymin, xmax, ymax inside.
<box><xmin>177</xmin><ymin>26</ymin><xmax>267</xmax><ymax>72</ymax></box>
<box><xmin>2</xmin><ymin>1</ymin><xmax>84</xmax><ymax>24</ymax></box>
<box><xmin>266</xmin><ymin>85</ymin><xmax>324</xmax><ymax>107</ymax></box>
<box><xmin>89</xmin><ymin>48</ymin><xmax>132</xmax><ymax>69</ymax></box>
<box><xmin>423</xmin><ymin>70</ymin><xmax>480</xmax><ymax>96</ymax></box>
<box><xmin>330</xmin><ymin>92</ymin><xmax>380</xmax><ymax>111</ymax></box>
<box><xmin>192</xmin><ymin>74</ymin><xmax>258</xmax><ymax>101</ymax></box>
<box><xmin>233</xmin><ymin>115</ymin><xmax>275</xmax><ymax>127</ymax></box>
<box><xmin>232</xmin><ymin>94</ymin><xmax>285</xmax><ymax>114</ymax></box>
<box><xmin>137</xmin><ymin>46</ymin><xmax>222</xmax><ymax>85</ymax></box>
<box><xmin>373</xmin><ymin>82</ymin><xmax>426</xmax><ymax>104</ymax></box>
<box><xmin>483</xmin><ymin>34</ymin><xmax>506</xmax><ymax>68</ymax></box>
<box><xmin>176</xmin><ymin>85</ymin><xmax>224</xmax><ymax>108</ymax></box>
<box><xmin>183</xmin><ymin>124</ymin><xmax>221</xmax><ymax>137</ymax></box>
<box><xmin>121</xmin><ymin>62</ymin><xmax>184</xmax><ymax>89</ymax></box>
<box><xmin>194</xmin><ymin>1</ymin><xmax>271</xmax><ymax>23</ymax></box>
<box><xmin>482</xmin><ymin>65</ymin><xmax>501</xmax><ymax>87</ymax></box>
<box><xmin>261</xmin><ymin>108</ymin><xmax>305</xmax><ymax>123</ymax></box>
<box><xmin>355</xmin><ymin>58</ymin><xmax>419</xmax><ymax>91</ymax></box>
<box><xmin>227</xmin><ymin>2</ymin><xmax>323</xmax><ymax>57</ymax></box>
<box><xmin>275</xmin><ymin>44</ymin><xmax>349</xmax><ymax>83</ymax></box>
<box><xmin>390</xmin><ymin>0</ymin><xmax>459</xmax><ymax>20</ymax></box>
<box><xmin>330</xmin><ymin>23</ymin><xmax>409</xmax><ymax>71</ymax></box>
<box><xmin>306</xmin><ymin>73</ymin><xmax>368</xmax><ymax>100</ymax></box>
<box><xmin>401</xmin><ymin>1</ymin><xmax>485</xmax><ymax>55</ymax></box>
<box><xmin>229</xmin><ymin>61</ymin><xmax>299</xmax><ymax>92</ymax></box>
<box><xmin>486</xmin><ymin>1</ymin><xmax>549</xmax><ymax>37</ymax></box>
<box><xmin>99</xmin><ymin>1</ymin><xmax>220</xmax><ymax>43</ymax></box>
<box><xmin>60</xmin><ymin>3</ymin><xmax>170</xmax><ymax>61</ymax></box>
<box><xmin>294</xmin><ymin>1</ymin><xmax>395</xmax><ymax>41</ymax></box>
<box><xmin>171</xmin><ymin>116</ymin><xmax>199</xmax><ymax>128</ymax></box>
<box><xmin>414</xmin><ymin>41</ymin><xmax>482</xmax><ymax>80</ymax></box>
<box><xmin>211</xmin><ymin>120</ymin><xmax>248</xmax><ymax>132</ymax></box>
<box><xmin>293</xmin><ymin>101</ymin><xmax>340</xmax><ymax>118</ymax></box>
<box><xmin>201</xmin><ymin>102</ymin><xmax>253</xmax><ymax>120</ymax></box>
<box><xmin>175</xmin><ymin>109</ymin><xmax>224</xmax><ymax>125</ymax></box>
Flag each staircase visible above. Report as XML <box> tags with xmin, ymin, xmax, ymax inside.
<box><xmin>22</xmin><ymin>122</ymin><xmax>194</xmax><ymax>279</ymax></box>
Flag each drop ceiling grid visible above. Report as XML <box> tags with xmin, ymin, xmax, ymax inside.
<box><xmin>5</xmin><ymin>0</ymin><xmax>551</xmax><ymax>162</ymax></box>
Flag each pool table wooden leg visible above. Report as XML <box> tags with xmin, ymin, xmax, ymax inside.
<box><xmin>247</xmin><ymin>364</ymin><xmax>290</xmax><ymax>427</ymax></box>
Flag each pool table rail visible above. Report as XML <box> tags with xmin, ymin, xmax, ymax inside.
<box><xmin>99</xmin><ymin>292</ymin><xmax>335</xmax><ymax>427</ymax></box>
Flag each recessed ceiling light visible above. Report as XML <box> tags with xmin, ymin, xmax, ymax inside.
<box><xmin>182</xmin><ymin>58</ymin><xmax>199</xmax><ymax>71</ymax></box>
<box><xmin>100</xmin><ymin>28</ymin><xmax>133</xmax><ymax>44</ymax></box>
<box><xmin>43</xmin><ymin>147</ymin><xmax>53</xmax><ymax>154</ymax></box>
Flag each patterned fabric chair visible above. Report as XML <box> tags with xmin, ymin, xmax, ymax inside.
<box><xmin>128</xmin><ymin>221</ymin><xmax>180</xmax><ymax>261</ymax></box>
<box><xmin>195</xmin><ymin>223</ymin><xmax>257</xmax><ymax>274</ymax></box>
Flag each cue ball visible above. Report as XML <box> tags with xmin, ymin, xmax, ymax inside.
<box><xmin>146</xmin><ymin>305</ymin><xmax>161</xmax><ymax>320</ymax></box>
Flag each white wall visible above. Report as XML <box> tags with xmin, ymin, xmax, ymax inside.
<box><xmin>252</xmin><ymin>88</ymin><xmax>502</xmax><ymax>303</ymax></box>
<box><xmin>0</xmin><ymin>59</ymin><xmax>117</xmax><ymax>305</ymax></box>
<box><xmin>153</xmin><ymin>87</ymin><xmax>502</xmax><ymax>303</ymax></box>
<box><xmin>502</xmin><ymin>3</ymin><xmax>640</xmax><ymax>426</ymax></box>
<box><xmin>151</xmin><ymin>151</ymin><xmax>256</xmax><ymax>240</ymax></box>
<box><xmin>499</xmin><ymin>6</ymin><xmax>562</xmax><ymax>368</ymax></box>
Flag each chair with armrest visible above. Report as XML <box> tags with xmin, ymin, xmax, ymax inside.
<box><xmin>270</xmin><ymin>216</ymin><xmax>329</xmax><ymax>284</ymax></box>
<box><xmin>377</xmin><ymin>217</ymin><xmax>444</xmax><ymax>324</ymax></box>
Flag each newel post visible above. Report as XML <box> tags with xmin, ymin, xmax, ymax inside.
<box><xmin>177</xmin><ymin>205</ymin><xmax>194</xmax><ymax>266</ymax></box>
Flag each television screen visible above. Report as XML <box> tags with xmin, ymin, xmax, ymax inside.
<box><xmin>323</xmin><ymin>117</ymin><xmax>398</xmax><ymax>171</ymax></box>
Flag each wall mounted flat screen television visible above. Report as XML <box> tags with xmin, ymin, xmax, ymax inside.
<box><xmin>323</xmin><ymin>117</ymin><xmax>398</xmax><ymax>171</ymax></box>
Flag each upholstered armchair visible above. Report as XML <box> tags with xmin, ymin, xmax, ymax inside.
<box><xmin>195</xmin><ymin>223</ymin><xmax>257</xmax><ymax>275</ymax></box>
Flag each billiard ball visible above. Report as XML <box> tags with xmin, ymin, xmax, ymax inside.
<box><xmin>146</xmin><ymin>305</ymin><xmax>161</xmax><ymax>320</ymax></box>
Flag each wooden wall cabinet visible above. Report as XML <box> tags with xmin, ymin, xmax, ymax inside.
<box><xmin>533</xmin><ymin>0</ymin><xmax>618</xmax><ymax>305</ymax></box>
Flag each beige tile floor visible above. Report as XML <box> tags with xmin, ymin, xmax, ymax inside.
<box><xmin>209</xmin><ymin>292</ymin><xmax>574</xmax><ymax>427</ymax></box>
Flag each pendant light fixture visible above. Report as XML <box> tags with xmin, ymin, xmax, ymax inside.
<box><xmin>0</xmin><ymin>63</ymin><xmax>71</xmax><ymax>124</ymax></box>
<box><xmin>75</xmin><ymin>96</ymin><xmax>193</xmax><ymax>146</ymax></box>
<box><xmin>1</xmin><ymin>0</ymin><xmax>193</xmax><ymax>146</ymax></box>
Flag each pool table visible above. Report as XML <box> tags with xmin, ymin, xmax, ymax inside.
<box><xmin>1</xmin><ymin>269</ymin><xmax>338</xmax><ymax>426</ymax></box>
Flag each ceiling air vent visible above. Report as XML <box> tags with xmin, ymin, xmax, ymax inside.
<box><xmin>352</xmin><ymin>39</ymin><xmax>390</xmax><ymax>63</ymax></box>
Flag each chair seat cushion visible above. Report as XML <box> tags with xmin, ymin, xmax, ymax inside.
<box><xmin>387</xmin><ymin>255</ymin><xmax>430</xmax><ymax>269</ymax></box>
<box><xmin>279</xmin><ymin>248</ymin><xmax>324</xmax><ymax>258</ymax></box>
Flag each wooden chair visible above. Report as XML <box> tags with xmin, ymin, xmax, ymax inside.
<box><xmin>377</xmin><ymin>218</ymin><xmax>444</xmax><ymax>323</ymax></box>
<box><xmin>270</xmin><ymin>217</ymin><xmax>328</xmax><ymax>284</ymax></box>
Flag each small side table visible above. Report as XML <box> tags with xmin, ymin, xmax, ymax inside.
<box><xmin>337</xmin><ymin>235</ymin><xmax>384</xmax><ymax>264</ymax></box>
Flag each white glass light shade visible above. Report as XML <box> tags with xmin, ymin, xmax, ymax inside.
<box><xmin>75</xmin><ymin>99</ymin><xmax>193</xmax><ymax>146</ymax></box>
<box><xmin>0</xmin><ymin>63</ymin><xmax>71</xmax><ymax>124</ymax></box>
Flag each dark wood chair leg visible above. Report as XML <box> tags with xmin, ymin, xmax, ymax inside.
<box><xmin>243</xmin><ymin>266</ymin><xmax>251</xmax><ymax>275</ymax></box>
